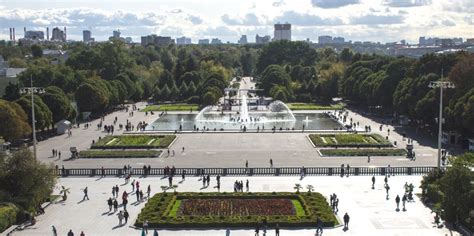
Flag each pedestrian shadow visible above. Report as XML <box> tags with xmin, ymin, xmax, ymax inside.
<box><xmin>131</xmin><ymin>201</ymin><xmax>142</xmax><ymax>206</ymax></box>
<box><xmin>102</xmin><ymin>211</ymin><xmax>111</xmax><ymax>216</ymax></box>
<box><xmin>112</xmin><ymin>224</ymin><xmax>125</xmax><ymax>230</ymax></box>
<box><xmin>179</xmin><ymin>180</ymin><xmax>185</xmax><ymax>184</ymax></box>
<box><xmin>77</xmin><ymin>199</ymin><xmax>87</xmax><ymax>204</ymax></box>
<box><xmin>200</xmin><ymin>186</ymin><xmax>208</xmax><ymax>190</ymax></box>
<box><xmin>120</xmin><ymin>183</ymin><xmax>127</xmax><ymax>186</ymax></box>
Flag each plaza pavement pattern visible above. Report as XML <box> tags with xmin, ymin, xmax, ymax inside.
<box><xmin>34</xmin><ymin>101</ymin><xmax>438</xmax><ymax>169</ymax></box>
<box><xmin>13</xmin><ymin>176</ymin><xmax>458</xmax><ymax>236</ymax></box>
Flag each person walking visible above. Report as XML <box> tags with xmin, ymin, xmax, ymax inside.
<box><xmin>82</xmin><ymin>187</ymin><xmax>89</xmax><ymax>201</ymax></box>
<box><xmin>402</xmin><ymin>194</ymin><xmax>407</xmax><ymax>211</ymax></box>
<box><xmin>107</xmin><ymin>197</ymin><xmax>113</xmax><ymax>211</ymax></box>
<box><xmin>385</xmin><ymin>184</ymin><xmax>390</xmax><ymax>199</ymax></box>
<box><xmin>371</xmin><ymin>176</ymin><xmax>375</xmax><ymax>189</ymax></box>
<box><xmin>153</xmin><ymin>229</ymin><xmax>159</xmax><ymax>236</ymax></box>
<box><xmin>80</xmin><ymin>231</ymin><xmax>85</xmax><ymax>236</ymax></box>
<box><xmin>113</xmin><ymin>199</ymin><xmax>118</xmax><ymax>212</ymax></box>
<box><xmin>124</xmin><ymin>210</ymin><xmax>129</xmax><ymax>224</ymax></box>
<box><xmin>270</xmin><ymin>159</ymin><xmax>273</xmax><ymax>168</ymax></box>
<box><xmin>143</xmin><ymin>220</ymin><xmax>149</xmax><ymax>234</ymax></box>
<box><xmin>343</xmin><ymin>213</ymin><xmax>350</xmax><ymax>229</ymax></box>
<box><xmin>131</xmin><ymin>179</ymin><xmax>135</xmax><ymax>192</ymax></box>
<box><xmin>117</xmin><ymin>210</ymin><xmax>124</xmax><ymax>225</ymax></box>
<box><xmin>255</xmin><ymin>224</ymin><xmax>259</xmax><ymax>236</ymax></box>
<box><xmin>182</xmin><ymin>170</ymin><xmax>186</xmax><ymax>181</ymax></box>
<box><xmin>52</xmin><ymin>225</ymin><xmax>57</xmax><ymax>236</ymax></box>
<box><xmin>67</xmin><ymin>229</ymin><xmax>74</xmax><ymax>236</ymax></box>
<box><xmin>246</xmin><ymin>179</ymin><xmax>249</xmax><ymax>192</ymax></box>
<box><xmin>147</xmin><ymin>185</ymin><xmax>151</xmax><ymax>199</ymax></box>
<box><xmin>226</xmin><ymin>228</ymin><xmax>230</xmax><ymax>236</ymax></box>
<box><xmin>316</xmin><ymin>218</ymin><xmax>323</xmax><ymax>235</ymax></box>
<box><xmin>395</xmin><ymin>195</ymin><xmax>400</xmax><ymax>211</ymax></box>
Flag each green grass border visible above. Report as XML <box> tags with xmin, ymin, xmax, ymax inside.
<box><xmin>319</xmin><ymin>148</ymin><xmax>407</xmax><ymax>156</ymax></box>
<box><xmin>91</xmin><ymin>135</ymin><xmax>176</xmax><ymax>149</ymax></box>
<box><xmin>78</xmin><ymin>150</ymin><xmax>162</xmax><ymax>158</ymax></box>
<box><xmin>140</xmin><ymin>104</ymin><xmax>199</xmax><ymax>112</ymax></box>
<box><xmin>287</xmin><ymin>103</ymin><xmax>344</xmax><ymax>110</ymax></box>
<box><xmin>135</xmin><ymin>192</ymin><xmax>338</xmax><ymax>229</ymax></box>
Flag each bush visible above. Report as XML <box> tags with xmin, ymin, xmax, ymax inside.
<box><xmin>135</xmin><ymin>192</ymin><xmax>338</xmax><ymax>229</ymax></box>
<box><xmin>0</xmin><ymin>203</ymin><xmax>19</xmax><ymax>232</ymax></box>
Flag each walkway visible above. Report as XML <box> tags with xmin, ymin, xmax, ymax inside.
<box><xmin>13</xmin><ymin>176</ymin><xmax>458</xmax><ymax>236</ymax></box>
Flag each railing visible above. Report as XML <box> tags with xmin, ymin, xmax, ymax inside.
<box><xmin>53</xmin><ymin>166</ymin><xmax>437</xmax><ymax>177</ymax></box>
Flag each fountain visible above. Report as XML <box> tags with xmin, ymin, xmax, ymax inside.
<box><xmin>146</xmin><ymin>88</ymin><xmax>342</xmax><ymax>131</ymax></box>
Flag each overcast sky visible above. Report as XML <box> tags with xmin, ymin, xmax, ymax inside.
<box><xmin>0</xmin><ymin>0</ymin><xmax>472</xmax><ymax>43</ymax></box>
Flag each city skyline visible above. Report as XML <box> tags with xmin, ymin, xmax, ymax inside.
<box><xmin>0</xmin><ymin>0</ymin><xmax>472</xmax><ymax>43</ymax></box>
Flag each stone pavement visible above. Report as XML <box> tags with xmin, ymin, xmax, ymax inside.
<box><xmin>33</xmin><ymin>101</ymin><xmax>439</xmax><ymax>168</ymax></box>
<box><xmin>13</xmin><ymin>176</ymin><xmax>459</xmax><ymax>236</ymax></box>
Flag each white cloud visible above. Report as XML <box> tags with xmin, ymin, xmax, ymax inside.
<box><xmin>272</xmin><ymin>0</ymin><xmax>285</xmax><ymax>7</ymax></box>
<box><xmin>311</xmin><ymin>0</ymin><xmax>359</xmax><ymax>9</ymax></box>
<box><xmin>274</xmin><ymin>11</ymin><xmax>344</xmax><ymax>26</ymax></box>
<box><xmin>221</xmin><ymin>13</ymin><xmax>264</xmax><ymax>26</ymax></box>
<box><xmin>350</xmin><ymin>14</ymin><xmax>404</xmax><ymax>25</ymax></box>
<box><xmin>383</xmin><ymin>0</ymin><xmax>432</xmax><ymax>7</ymax></box>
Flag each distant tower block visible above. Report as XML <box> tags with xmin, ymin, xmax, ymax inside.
<box><xmin>64</xmin><ymin>27</ymin><xmax>67</xmax><ymax>40</ymax></box>
<box><xmin>47</xmin><ymin>27</ymin><xmax>50</xmax><ymax>40</ymax></box>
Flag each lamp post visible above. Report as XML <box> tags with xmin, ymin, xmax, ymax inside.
<box><xmin>20</xmin><ymin>76</ymin><xmax>45</xmax><ymax>159</ymax></box>
<box><xmin>428</xmin><ymin>80</ymin><xmax>455</xmax><ymax>169</ymax></box>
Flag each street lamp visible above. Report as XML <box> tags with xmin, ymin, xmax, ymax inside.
<box><xmin>428</xmin><ymin>80</ymin><xmax>455</xmax><ymax>169</ymax></box>
<box><xmin>19</xmin><ymin>76</ymin><xmax>45</xmax><ymax>159</ymax></box>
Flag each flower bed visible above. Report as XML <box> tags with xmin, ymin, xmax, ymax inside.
<box><xmin>288</xmin><ymin>103</ymin><xmax>344</xmax><ymax>110</ymax></box>
<box><xmin>319</xmin><ymin>148</ymin><xmax>407</xmax><ymax>156</ymax></box>
<box><xmin>140</xmin><ymin>104</ymin><xmax>199</xmax><ymax>112</ymax></box>
<box><xmin>309</xmin><ymin>133</ymin><xmax>392</xmax><ymax>147</ymax></box>
<box><xmin>135</xmin><ymin>192</ymin><xmax>338</xmax><ymax>229</ymax></box>
<box><xmin>78</xmin><ymin>150</ymin><xmax>161</xmax><ymax>158</ymax></box>
<box><xmin>91</xmin><ymin>135</ymin><xmax>175</xmax><ymax>149</ymax></box>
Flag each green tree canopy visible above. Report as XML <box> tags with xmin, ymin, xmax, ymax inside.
<box><xmin>0</xmin><ymin>99</ymin><xmax>31</xmax><ymax>141</ymax></box>
<box><xmin>15</xmin><ymin>95</ymin><xmax>53</xmax><ymax>130</ymax></box>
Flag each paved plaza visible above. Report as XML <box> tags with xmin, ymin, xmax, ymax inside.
<box><xmin>14</xmin><ymin>176</ymin><xmax>458</xmax><ymax>236</ymax></box>
<box><xmin>33</xmin><ymin>102</ymin><xmax>439</xmax><ymax>169</ymax></box>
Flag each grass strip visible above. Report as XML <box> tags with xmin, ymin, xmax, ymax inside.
<box><xmin>79</xmin><ymin>150</ymin><xmax>161</xmax><ymax>158</ymax></box>
<box><xmin>319</xmin><ymin>148</ymin><xmax>407</xmax><ymax>156</ymax></box>
<box><xmin>140</xmin><ymin>104</ymin><xmax>199</xmax><ymax>112</ymax></box>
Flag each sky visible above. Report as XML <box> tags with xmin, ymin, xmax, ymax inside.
<box><xmin>0</xmin><ymin>0</ymin><xmax>472</xmax><ymax>43</ymax></box>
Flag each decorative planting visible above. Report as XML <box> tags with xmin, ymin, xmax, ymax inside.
<box><xmin>78</xmin><ymin>150</ymin><xmax>161</xmax><ymax>158</ymax></box>
<box><xmin>91</xmin><ymin>135</ymin><xmax>176</xmax><ymax>149</ymax></box>
<box><xmin>319</xmin><ymin>148</ymin><xmax>407</xmax><ymax>156</ymax></box>
<box><xmin>309</xmin><ymin>133</ymin><xmax>392</xmax><ymax>147</ymax></box>
<box><xmin>140</xmin><ymin>104</ymin><xmax>199</xmax><ymax>112</ymax></box>
<box><xmin>288</xmin><ymin>103</ymin><xmax>344</xmax><ymax>110</ymax></box>
<box><xmin>135</xmin><ymin>192</ymin><xmax>338</xmax><ymax>228</ymax></box>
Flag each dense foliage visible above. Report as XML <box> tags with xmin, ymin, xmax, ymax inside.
<box><xmin>0</xmin><ymin>149</ymin><xmax>57</xmax><ymax>213</ymax></box>
<box><xmin>420</xmin><ymin>153</ymin><xmax>474</xmax><ymax>230</ymax></box>
<box><xmin>0</xmin><ymin>99</ymin><xmax>31</xmax><ymax>141</ymax></box>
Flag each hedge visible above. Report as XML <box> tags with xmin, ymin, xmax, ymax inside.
<box><xmin>140</xmin><ymin>104</ymin><xmax>199</xmax><ymax>112</ymax></box>
<box><xmin>320</xmin><ymin>148</ymin><xmax>407</xmax><ymax>156</ymax></box>
<box><xmin>0</xmin><ymin>203</ymin><xmax>19</xmax><ymax>232</ymax></box>
<box><xmin>78</xmin><ymin>150</ymin><xmax>162</xmax><ymax>158</ymax></box>
<box><xmin>135</xmin><ymin>192</ymin><xmax>338</xmax><ymax>229</ymax></box>
<box><xmin>91</xmin><ymin>135</ymin><xmax>176</xmax><ymax>149</ymax></box>
<box><xmin>309</xmin><ymin>133</ymin><xmax>392</xmax><ymax>148</ymax></box>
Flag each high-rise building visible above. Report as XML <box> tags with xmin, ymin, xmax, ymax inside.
<box><xmin>24</xmin><ymin>31</ymin><xmax>45</xmax><ymax>40</ymax></box>
<box><xmin>176</xmin><ymin>36</ymin><xmax>192</xmax><ymax>45</ymax></box>
<box><xmin>51</xmin><ymin>27</ymin><xmax>66</xmax><ymax>42</ymax></box>
<box><xmin>318</xmin><ymin>35</ymin><xmax>332</xmax><ymax>44</ymax></box>
<box><xmin>238</xmin><ymin>35</ymin><xmax>248</xmax><ymax>44</ymax></box>
<box><xmin>83</xmin><ymin>30</ymin><xmax>91</xmax><ymax>42</ymax></box>
<box><xmin>256</xmin><ymin>34</ymin><xmax>271</xmax><ymax>44</ymax></box>
<box><xmin>333</xmin><ymin>37</ymin><xmax>345</xmax><ymax>44</ymax></box>
<box><xmin>113</xmin><ymin>30</ymin><xmax>121</xmax><ymax>38</ymax></box>
<box><xmin>419</xmin><ymin>36</ymin><xmax>426</xmax><ymax>46</ymax></box>
<box><xmin>211</xmin><ymin>38</ymin><xmax>222</xmax><ymax>44</ymax></box>
<box><xmin>198</xmin><ymin>39</ymin><xmax>210</xmax><ymax>45</ymax></box>
<box><xmin>141</xmin><ymin>34</ymin><xmax>174</xmax><ymax>46</ymax></box>
<box><xmin>273</xmin><ymin>23</ymin><xmax>291</xmax><ymax>41</ymax></box>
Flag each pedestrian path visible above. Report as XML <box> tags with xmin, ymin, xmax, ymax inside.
<box><xmin>13</xmin><ymin>176</ymin><xmax>459</xmax><ymax>236</ymax></box>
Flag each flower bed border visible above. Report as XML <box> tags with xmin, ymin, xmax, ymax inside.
<box><xmin>78</xmin><ymin>150</ymin><xmax>162</xmax><ymax>158</ymax></box>
<box><xmin>91</xmin><ymin>135</ymin><xmax>176</xmax><ymax>149</ymax></box>
<box><xmin>309</xmin><ymin>133</ymin><xmax>392</xmax><ymax>148</ymax></box>
<box><xmin>135</xmin><ymin>192</ymin><xmax>338</xmax><ymax>229</ymax></box>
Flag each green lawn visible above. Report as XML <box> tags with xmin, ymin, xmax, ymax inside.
<box><xmin>140</xmin><ymin>104</ymin><xmax>199</xmax><ymax>112</ymax></box>
<box><xmin>288</xmin><ymin>103</ymin><xmax>344</xmax><ymax>110</ymax></box>
<box><xmin>78</xmin><ymin>150</ymin><xmax>161</xmax><ymax>158</ymax></box>
<box><xmin>319</xmin><ymin>148</ymin><xmax>407</xmax><ymax>156</ymax></box>
<box><xmin>91</xmin><ymin>135</ymin><xmax>176</xmax><ymax>149</ymax></box>
<box><xmin>309</xmin><ymin>133</ymin><xmax>392</xmax><ymax>147</ymax></box>
<box><xmin>136</xmin><ymin>192</ymin><xmax>338</xmax><ymax>228</ymax></box>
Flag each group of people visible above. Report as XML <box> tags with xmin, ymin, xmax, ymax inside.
<box><xmin>233</xmin><ymin>179</ymin><xmax>249</xmax><ymax>192</ymax></box>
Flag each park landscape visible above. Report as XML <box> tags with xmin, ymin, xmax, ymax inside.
<box><xmin>0</xmin><ymin>9</ymin><xmax>473</xmax><ymax>236</ymax></box>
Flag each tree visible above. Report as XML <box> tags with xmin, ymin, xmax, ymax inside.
<box><xmin>0</xmin><ymin>149</ymin><xmax>56</xmax><ymax>212</ymax></box>
<box><xmin>256</xmin><ymin>41</ymin><xmax>317</xmax><ymax>73</ymax></box>
<box><xmin>294</xmin><ymin>183</ymin><xmax>302</xmax><ymax>193</ymax></box>
<box><xmin>0</xmin><ymin>99</ymin><xmax>31</xmax><ymax>141</ymax></box>
<box><xmin>31</xmin><ymin>44</ymin><xmax>42</xmax><ymax>58</ymax></box>
<box><xmin>439</xmin><ymin>163</ymin><xmax>473</xmax><ymax>222</ymax></box>
<box><xmin>74</xmin><ymin>78</ymin><xmax>110</xmax><ymax>113</ymax></box>
<box><xmin>3</xmin><ymin>82</ymin><xmax>21</xmax><ymax>101</ymax></box>
<box><xmin>15</xmin><ymin>95</ymin><xmax>53</xmax><ymax>130</ymax></box>
<box><xmin>41</xmin><ymin>86</ymin><xmax>74</xmax><ymax>123</ymax></box>
<box><xmin>202</xmin><ymin>91</ymin><xmax>218</xmax><ymax>106</ymax></box>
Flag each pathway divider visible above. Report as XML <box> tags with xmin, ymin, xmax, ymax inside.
<box><xmin>54</xmin><ymin>166</ymin><xmax>436</xmax><ymax>177</ymax></box>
